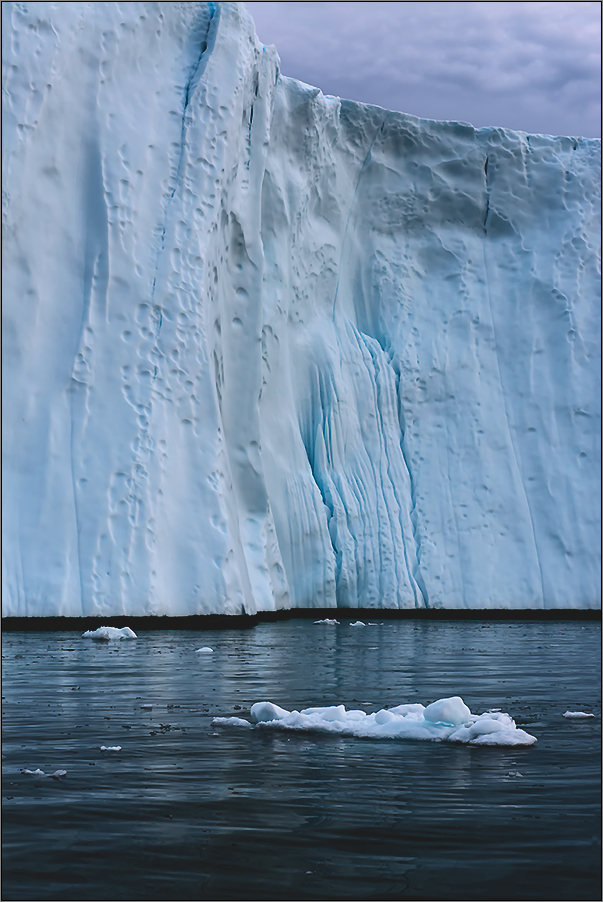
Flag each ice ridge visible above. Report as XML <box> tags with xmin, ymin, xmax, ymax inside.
<box><xmin>2</xmin><ymin>2</ymin><xmax>600</xmax><ymax>616</ymax></box>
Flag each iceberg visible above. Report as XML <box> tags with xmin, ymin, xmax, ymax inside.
<box><xmin>213</xmin><ymin>696</ymin><xmax>538</xmax><ymax>746</ymax></box>
<box><xmin>2</xmin><ymin>2</ymin><xmax>600</xmax><ymax>617</ymax></box>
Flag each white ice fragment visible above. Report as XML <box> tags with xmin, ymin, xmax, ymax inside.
<box><xmin>100</xmin><ymin>746</ymin><xmax>122</xmax><ymax>751</ymax></box>
<box><xmin>458</xmin><ymin>728</ymin><xmax>537</xmax><ymax>747</ymax></box>
<box><xmin>196</xmin><ymin>647</ymin><xmax>214</xmax><ymax>653</ymax></box>
<box><xmin>424</xmin><ymin>697</ymin><xmax>472</xmax><ymax>726</ymax></box>
<box><xmin>82</xmin><ymin>626</ymin><xmax>137</xmax><ymax>641</ymax></box>
<box><xmin>250</xmin><ymin>702</ymin><xmax>290</xmax><ymax>723</ymax></box>
<box><xmin>314</xmin><ymin>619</ymin><xmax>339</xmax><ymax>624</ymax></box>
<box><xmin>350</xmin><ymin>621</ymin><xmax>366</xmax><ymax>627</ymax></box>
<box><xmin>374</xmin><ymin>709</ymin><xmax>395</xmax><ymax>724</ymax></box>
<box><xmin>563</xmin><ymin>711</ymin><xmax>595</xmax><ymax>718</ymax></box>
<box><xmin>140</xmin><ymin>704</ymin><xmax>153</xmax><ymax>709</ymax></box>
<box><xmin>212</xmin><ymin>717</ymin><xmax>252</xmax><ymax>728</ymax></box>
<box><xmin>300</xmin><ymin>704</ymin><xmax>348</xmax><ymax>722</ymax></box>
<box><xmin>388</xmin><ymin>703</ymin><xmax>426</xmax><ymax>716</ymax></box>
<box><xmin>507</xmin><ymin>771</ymin><xmax>523</xmax><ymax>777</ymax></box>
<box><xmin>21</xmin><ymin>768</ymin><xmax>67</xmax><ymax>778</ymax></box>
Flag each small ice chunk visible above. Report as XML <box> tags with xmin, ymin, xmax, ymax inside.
<box><xmin>314</xmin><ymin>619</ymin><xmax>339</xmax><ymax>624</ymax></box>
<box><xmin>140</xmin><ymin>704</ymin><xmax>153</xmax><ymax>709</ymax></box>
<box><xmin>350</xmin><ymin>621</ymin><xmax>365</xmax><ymax>626</ymax></box>
<box><xmin>507</xmin><ymin>771</ymin><xmax>523</xmax><ymax>777</ymax></box>
<box><xmin>83</xmin><ymin>626</ymin><xmax>137</xmax><ymax>640</ymax></box>
<box><xmin>563</xmin><ymin>711</ymin><xmax>595</xmax><ymax>718</ymax></box>
<box><xmin>464</xmin><ymin>728</ymin><xmax>537</xmax><ymax>747</ymax></box>
<box><xmin>100</xmin><ymin>746</ymin><xmax>122</xmax><ymax>751</ymax></box>
<box><xmin>119</xmin><ymin>627</ymin><xmax>137</xmax><ymax>638</ymax></box>
<box><xmin>22</xmin><ymin>768</ymin><xmax>66</xmax><ymax>778</ymax></box>
<box><xmin>212</xmin><ymin>716</ymin><xmax>252</xmax><ymax>728</ymax></box>
<box><xmin>449</xmin><ymin>710</ymin><xmax>537</xmax><ymax>746</ymax></box>
<box><xmin>388</xmin><ymin>703</ymin><xmax>426</xmax><ymax>716</ymax></box>
<box><xmin>300</xmin><ymin>704</ymin><xmax>348</xmax><ymax>722</ymax></box>
<box><xmin>374</xmin><ymin>709</ymin><xmax>395</xmax><ymax>724</ymax></box>
<box><xmin>424</xmin><ymin>697</ymin><xmax>472</xmax><ymax>726</ymax></box>
<box><xmin>196</xmin><ymin>647</ymin><xmax>213</xmax><ymax>653</ymax></box>
<box><xmin>250</xmin><ymin>702</ymin><xmax>290</xmax><ymax>723</ymax></box>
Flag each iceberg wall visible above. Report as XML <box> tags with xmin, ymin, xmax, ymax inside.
<box><xmin>2</xmin><ymin>1</ymin><xmax>600</xmax><ymax>616</ymax></box>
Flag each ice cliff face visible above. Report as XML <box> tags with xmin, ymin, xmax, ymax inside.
<box><xmin>2</xmin><ymin>2</ymin><xmax>600</xmax><ymax>616</ymax></box>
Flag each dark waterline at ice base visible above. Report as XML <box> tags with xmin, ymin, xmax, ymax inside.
<box><xmin>2</xmin><ymin>620</ymin><xmax>601</xmax><ymax>901</ymax></box>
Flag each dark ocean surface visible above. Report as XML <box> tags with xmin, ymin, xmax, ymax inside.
<box><xmin>2</xmin><ymin>619</ymin><xmax>601</xmax><ymax>900</ymax></box>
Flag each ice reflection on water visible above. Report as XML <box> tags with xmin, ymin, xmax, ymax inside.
<box><xmin>2</xmin><ymin>619</ymin><xmax>601</xmax><ymax>901</ymax></box>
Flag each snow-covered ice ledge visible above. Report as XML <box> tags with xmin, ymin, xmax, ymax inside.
<box><xmin>2</xmin><ymin>2</ymin><xmax>600</xmax><ymax>617</ymax></box>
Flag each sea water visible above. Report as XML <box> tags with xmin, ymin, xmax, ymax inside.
<box><xmin>2</xmin><ymin>619</ymin><xmax>600</xmax><ymax>900</ymax></box>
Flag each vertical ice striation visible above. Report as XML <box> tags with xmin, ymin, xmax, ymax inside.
<box><xmin>2</xmin><ymin>2</ymin><xmax>600</xmax><ymax>616</ymax></box>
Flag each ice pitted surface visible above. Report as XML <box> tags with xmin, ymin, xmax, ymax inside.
<box><xmin>2</xmin><ymin>2</ymin><xmax>600</xmax><ymax>616</ymax></box>
<box><xmin>213</xmin><ymin>696</ymin><xmax>538</xmax><ymax>746</ymax></box>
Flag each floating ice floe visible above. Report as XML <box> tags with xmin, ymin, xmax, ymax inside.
<box><xmin>196</xmin><ymin>647</ymin><xmax>214</xmax><ymax>653</ymax></box>
<box><xmin>82</xmin><ymin>626</ymin><xmax>137</xmax><ymax>640</ymax></box>
<box><xmin>563</xmin><ymin>711</ymin><xmax>595</xmax><ymax>719</ymax></box>
<box><xmin>100</xmin><ymin>746</ymin><xmax>122</xmax><ymax>751</ymax></box>
<box><xmin>21</xmin><ymin>768</ymin><xmax>67</xmax><ymax>779</ymax></box>
<box><xmin>213</xmin><ymin>696</ymin><xmax>537</xmax><ymax>746</ymax></box>
<box><xmin>314</xmin><ymin>619</ymin><xmax>339</xmax><ymax>624</ymax></box>
<box><xmin>350</xmin><ymin>621</ymin><xmax>366</xmax><ymax>627</ymax></box>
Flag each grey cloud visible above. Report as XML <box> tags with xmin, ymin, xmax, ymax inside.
<box><xmin>243</xmin><ymin>1</ymin><xmax>601</xmax><ymax>136</ymax></box>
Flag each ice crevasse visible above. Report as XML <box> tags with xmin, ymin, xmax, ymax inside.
<box><xmin>2</xmin><ymin>1</ymin><xmax>600</xmax><ymax>617</ymax></box>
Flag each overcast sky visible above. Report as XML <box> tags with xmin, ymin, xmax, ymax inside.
<box><xmin>243</xmin><ymin>1</ymin><xmax>601</xmax><ymax>138</ymax></box>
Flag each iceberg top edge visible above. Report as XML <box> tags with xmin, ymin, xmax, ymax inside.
<box><xmin>275</xmin><ymin>78</ymin><xmax>600</xmax><ymax>144</ymax></box>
